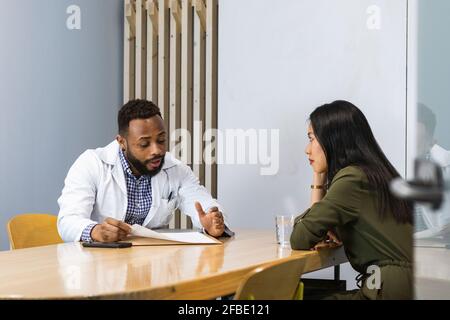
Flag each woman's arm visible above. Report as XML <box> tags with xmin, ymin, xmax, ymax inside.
<box><xmin>310</xmin><ymin>172</ymin><xmax>327</xmax><ymax>206</ymax></box>
<box><xmin>291</xmin><ymin>168</ymin><xmax>361</xmax><ymax>250</ymax></box>
<box><xmin>310</xmin><ymin>172</ymin><xmax>343</xmax><ymax>249</ymax></box>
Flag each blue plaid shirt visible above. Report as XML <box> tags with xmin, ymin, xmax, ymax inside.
<box><xmin>81</xmin><ymin>150</ymin><xmax>153</xmax><ymax>242</ymax></box>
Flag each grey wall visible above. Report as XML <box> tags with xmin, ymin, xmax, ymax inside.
<box><xmin>217</xmin><ymin>0</ymin><xmax>408</xmax><ymax>288</ymax></box>
<box><xmin>0</xmin><ymin>0</ymin><xmax>124</xmax><ymax>251</ymax></box>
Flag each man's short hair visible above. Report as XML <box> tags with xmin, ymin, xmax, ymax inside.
<box><xmin>118</xmin><ymin>99</ymin><xmax>162</xmax><ymax>135</ymax></box>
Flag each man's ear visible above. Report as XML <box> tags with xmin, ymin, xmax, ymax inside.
<box><xmin>116</xmin><ymin>134</ymin><xmax>126</xmax><ymax>151</ymax></box>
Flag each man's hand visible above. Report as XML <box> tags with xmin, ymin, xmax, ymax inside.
<box><xmin>91</xmin><ymin>218</ymin><xmax>132</xmax><ymax>242</ymax></box>
<box><xmin>195</xmin><ymin>201</ymin><xmax>225</xmax><ymax>238</ymax></box>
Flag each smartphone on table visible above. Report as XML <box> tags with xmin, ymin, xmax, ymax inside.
<box><xmin>81</xmin><ymin>242</ymin><xmax>132</xmax><ymax>248</ymax></box>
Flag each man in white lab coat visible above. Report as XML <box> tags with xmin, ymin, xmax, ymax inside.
<box><xmin>57</xmin><ymin>100</ymin><xmax>232</xmax><ymax>243</ymax></box>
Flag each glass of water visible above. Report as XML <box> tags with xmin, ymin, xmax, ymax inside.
<box><xmin>275</xmin><ymin>215</ymin><xmax>295</xmax><ymax>247</ymax></box>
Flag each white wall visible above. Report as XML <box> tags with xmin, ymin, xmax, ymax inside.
<box><xmin>0</xmin><ymin>0</ymin><xmax>123</xmax><ymax>251</ymax></box>
<box><xmin>217</xmin><ymin>0</ymin><xmax>408</xmax><ymax>289</ymax></box>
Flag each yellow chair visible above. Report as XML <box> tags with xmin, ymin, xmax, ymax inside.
<box><xmin>234</xmin><ymin>258</ymin><xmax>305</xmax><ymax>300</ymax></box>
<box><xmin>7</xmin><ymin>214</ymin><xmax>63</xmax><ymax>250</ymax></box>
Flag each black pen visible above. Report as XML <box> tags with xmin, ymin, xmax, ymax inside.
<box><xmin>168</xmin><ymin>191</ymin><xmax>173</xmax><ymax>201</ymax></box>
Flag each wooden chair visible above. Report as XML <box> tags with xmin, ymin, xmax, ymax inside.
<box><xmin>7</xmin><ymin>214</ymin><xmax>63</xmax><ymax>250</ymax></box>
<box><xmin>234</xmin><ymin>258</ymin><xmax>305</xmax><ymax>300</ymax></box>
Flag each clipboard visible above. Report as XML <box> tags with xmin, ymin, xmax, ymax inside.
<box><xmin>121</xmin><ymin>225</ymin><xmax>223</xmax><ymax>246</ymax></box>
<box><xmin>122</xmin><ymin>234</ymin><xmax>222</xmax><ymax>246</ymax></box>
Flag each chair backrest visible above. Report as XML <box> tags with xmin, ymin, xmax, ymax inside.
<box><xmin>234</xmin><ymin>258</ymin><xmax>306</xmax><ymax>300</ymax></box>
<box><xmin>7</xmin><ymin>214</ymin><xmax>63</xmax><ymax>250</ymax></box>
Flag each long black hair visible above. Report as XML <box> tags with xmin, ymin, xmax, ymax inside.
<box><xmin>309</xmin><ymin>100</ymin><xmax>412</xmax><ymax>224</ymax></box>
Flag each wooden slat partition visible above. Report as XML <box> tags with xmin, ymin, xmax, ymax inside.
<box><xmin>124</xmin><ymin>0</ymin><xmax>218</xmax><ymax>229</ymax></box>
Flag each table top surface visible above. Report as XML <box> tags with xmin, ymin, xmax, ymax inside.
<box><xmin>0</xmin><ymin>229</ymin><xmax>347</xmax><ymax>299</ymax></box>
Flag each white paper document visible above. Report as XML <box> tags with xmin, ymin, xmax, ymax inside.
<box><xmin>130</xmin><ymin>224</ymin><xmax>220</xmax><ymax>244</ymax></box>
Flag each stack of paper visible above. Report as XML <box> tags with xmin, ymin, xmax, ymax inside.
<box><xmin>124</xmin><ymin>224</ymin><xmax>222</xmax><ymax>246</ymax></box>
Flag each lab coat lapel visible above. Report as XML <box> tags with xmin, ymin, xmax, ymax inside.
<box><xmin>142</xmin><ymin>169</ymin><xmax>166</xmax><ymax>226</ymax></box>
<box><xmin>99</xmin><ymin>141</ymin><xmax>127</xmax><ymax>196</ymax></box>
<box><xmin>112</xmin><ymin>159</ymin><xmax>127</xmax><ymax>196</ymax></box>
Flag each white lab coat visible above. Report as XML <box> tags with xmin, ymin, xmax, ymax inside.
<box><xmin>57</xmin><ymin>141</ymin><xmax>230</xmax><ymax>242</ymax></box>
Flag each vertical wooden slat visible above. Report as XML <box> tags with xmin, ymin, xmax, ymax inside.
<box><xmin>136</xmin><ymin>0</ymin><xmax>147</xmax><ymax>99</ymax></box>
<box><xmin>194</xmin><ymin>0</ymin><xmax>206</xmax><ymax>31</ymax></box>
<box><xmin>169</xmin><ymin>0</ymin><xmax>182</xmax><ymax>229</ymax></box>
<box><xmin>193</xmin><ymin>0</ymin><xmax>206</xmax><ymax>190</ymax></box>
<box><xmin>205</xmin><ymin>0</ymin><xmax>218</xmax><ymax>198</ymax></box>
<box><xmin>124</xmin><ymin>0</ymin><xmax>137</xmax><ymax>103</ymax></box>
<box><xmin>158</xmin><ymin>0</ymin><xmax>170</xmax><ymax>131</ymax></box>
<box><xmin>193</xmin><ymin>0</ymin><xmax>206</xmax><ymax>185</ymax></box>
<box><xmin>169</xmin><ymin>0</ymin><xmax>182</xmax><ymax>155</ymax></box>
<box><xmin>181</xmin><ymin>0</ymin><xmax>194</xmax><ymax>168</ymax></box>
<box><xmin>147</xmin><ymin>0</ymin><xmax>159</xmax><ymax>104</ymax></box>
<box><xmin>181</xmin><ymin>0</ymin><xmax>194</xmax><ymax>228</ymax></box>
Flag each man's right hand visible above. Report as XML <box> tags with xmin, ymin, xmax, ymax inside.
<box><xmin>91</xmin><ymin>218</ymin><xmax>132</xmax><ymax>242</ymax></box>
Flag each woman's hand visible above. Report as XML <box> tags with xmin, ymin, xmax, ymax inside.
<box><xmin>327</xmin><ymin>230</ymin><xmax>343</xmax><ymax>246</ymax></box>
<box><xmin>311</xmin><ymin>231</ymin><xmax>342</xmax><ymax>251</ymax></box>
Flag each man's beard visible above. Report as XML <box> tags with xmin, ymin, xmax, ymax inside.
<box><xmin>125</xmin><ymin>149</ymin><xmax>165</xmax><ymax>177</ymax></box>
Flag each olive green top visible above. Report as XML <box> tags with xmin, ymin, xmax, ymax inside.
<box><xmin>290</xmin><ymin>166</ymin><xmax>412</xmax><ymax>274</ymax></box>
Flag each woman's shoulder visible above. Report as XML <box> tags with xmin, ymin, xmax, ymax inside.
<box><xmin>325</xmin><ymin>166</ymin><xmax>367</xmax><ymax>208</ymax></box>
<box><xmin>331</xmin><ymin>165</ymin><xmax>367</xmax><ymax>185</ymax></box>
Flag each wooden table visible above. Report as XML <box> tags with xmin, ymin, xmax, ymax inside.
<box><xmin>0</xmin><ymin>229</ymin><xmax>347</xmax><ymax>299</ymax></box>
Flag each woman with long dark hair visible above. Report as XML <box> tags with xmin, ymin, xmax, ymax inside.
<box><xmin>290</xmin><ymin>100</ymin><xmax>413</xmax><ymax>300</ymax></box>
